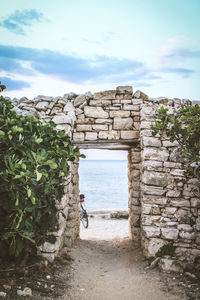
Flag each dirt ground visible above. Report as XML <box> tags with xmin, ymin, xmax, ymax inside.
<box><xmin>1</xmin><ymin>214</ymin><xmax>199</xmax><ymax>299</ymax></box>
<box><xmin>59</xmin><ymin>215</ymin><xmax>188</xmax><ymax>300</ymax></box>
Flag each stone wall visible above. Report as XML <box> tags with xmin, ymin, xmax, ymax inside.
<box><xmin>8</xmin><ymin>86</ymin><xmax>200</xmax><ymax>267</ymax></box>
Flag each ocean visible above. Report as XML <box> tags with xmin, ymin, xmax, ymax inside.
<box><xmin>78</xmin><ymin>160</ymin><xmax>128</xmax><ymax>211</ymax></box>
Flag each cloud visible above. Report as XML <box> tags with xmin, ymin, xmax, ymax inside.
<box><xmin>0</xmin><ymin>9</ymin><xmax>44</xmax><ymax>35</ymax></box>
<box><xmin>1</xmin><ymin>77</ymin><xmax>31</xmax><ymax>91</ymax></box>
<box><xmin>161</xmin><ymin>47</ymin><xmax>200</xmax><ymax>64</ymax></box>
<box><xmin>0</xmin><ymin>45</ymin><xmax>153</xmax><ymax>85</ymax></box>
<box><xmin>162</xmin><ymin>67</ymin><xmax>195</xmax><ymax>78</ymax></box>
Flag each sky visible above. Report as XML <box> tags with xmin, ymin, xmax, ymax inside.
<box><xmin>0</xmin><ymin>0</ymin><xmax>200</xmax><ymax>101</ymax></box>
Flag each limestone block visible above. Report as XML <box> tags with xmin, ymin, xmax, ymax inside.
<box><xmin>133</xmin><ymin>90</ymin><xmax>148</xmax><ymax>100</ymax></box>
<box><xmin>94</xmin><ymin>90</ymin><xmax>116</xmax><ymax>100</ymax></box>
<box><xmin>162</xmin><ymin>207</ymin><xmax>177</xmax><ymax>215</ymax></box>
<box><xmin>175</xmin><ymin>208</ymin><xmax>191</xmax><ymax>223</ymax></box>
<box><xmin>131</xmin><ymin>197</ymin><xmax>140</xmax><ymax>205</ymax></box>
<box><xmin>132</xmin><ymin>205</ymin><xmax>141</xmax><ymax>215</ymax></box>
<box><xmin>140</xmin><ymin>121</ymin><xmax>153</xmax><ymax>129</ymax></box>
<box><xmin>142</xmin><ymin>204</ymin><xmax>153</xmax><ymax>214</ymax></box>
<box><xmin>142</xmin><ymin>215</ymin><xmax>161</xmax><ymax>226</ymax></box>
<box><xmin>164</xmin><ymin>162</ymin><xmax>182</xmax><ymax>168</ymax></box>
<box><xmin>131</xmin><ymin>228</ymin><xmax>141</xmax><ymax>245</ymax></box>
<box><xmin>130</xmin><ymin>214</ymin><xmax>140</xmax><ymax>227</ymax></box>
<box><xmin>141</xmin><ymin>129</ymin><xmax>153</xmax><ymax>137</ymax></box>
<box><xmin>52</xmin><ymin>115</ymin><xmax>72</xmax><ymax>124</ymax></box>
<box><xmin>90</xmin><ymin>99</ymin><xmax>111</xmax><ymax>106</ymax></box>
<box><xmin>170</xmin><ymin>199</ymin><xmax>190</xmax><ymax>207</ymax></box>
<box><xmin>183</xmin><ymin>184</ymin><xmax>199</xmax><ymax>197</ymax></box>
<box><xmin>145</xmin><ymin>238</ymin><xmax>166</xmax><ymax>257</ymax></box>
<box><xmin>143</xmin><ymin>226</ymin><xmax>160</xmax><ymax>238</ymax></box>
<box><xmin>133</xmin><ymin>122</ymin><xmax>140</xmax><ymax>130</ymax></box>
<box><xmin>92</xmin><ymin>124</ymin><xmax>108</xmax><ymax>131</ymax></box>
<box><xmin>99</xmin><ymin>130</ymin><xmax>120</xmax><ymax>140</ymax></box>
<box><xmin>142</xmin><ymin>137</ymin><xmax>161</xmax><ymax>147</ymax></box>
<box><xmin>84</xmin><ymin>106</ymin><xmax>108</xmax><ymax>118</ymax></box>
<box><xmin>166</xmin><ymin>190</ymin><xmax>181</xmax><ymax>197</ymax></box>
<box><xmin>84</xmin><ymin>118</ymin><xmax>95</xmax><ymax>124</ymax></box>
<box><xmin>179</xmin><ymin>231</ymin><xmax>195</xmax><ymax>240</ymax></box>
<box><xmin>142</xmin><ymin>171</ymin><xmax>171</xmax><ymax>187</ymax></box>
<box><xmin>109</xmin><ymin>106</ymin><xmax>120</xmax><ymax>110</ymax></box>
<box><xmin>170</xmin><ymin>169</ymin><xmax>184</xmax><ymax>177</ymax></box>
<box><xmin>73</xmin><ymin>132</ymin><xmax>84</xmax><ymax>142</ymax></box>
<box><xmin>85</xmin><ymin>132</ymin><xmax>98</xmax><ymax>141</ymax></box>
<box><xmin>159</xmin><ymin>258</ymin><xmax>183</xmax><ymax>273</ymax></box>
<box><xmin>196</xmin><ymin>217</ymin><xmax>200</xmax><ymax>231</ymax></box>
<box><xmin>121</xmin><ymin>130</ymin><xmax>139</xmax><ymax>139</ymax></box>
<box><xmin>76</xmin><ymin>124</ymin><xmax>92</xmax><ymax>131</ymax></box>
<box><xmin>74</xmin><ymin>95</ymin><xmax>87</xmax><ymax>107</ymax></box>
<box><xmin>39</xmin><ymin>237</ymin><xmax>61</xmax><ymax>253</ymax></box>
<box><xmin>109</xmin><ymin>111</ymin><xmax>130</xmax><ymax>118</ymax></box>
<box><xmin>142</xmin><ymin>185</ymin><xmax>166</xmax><ymax>196</ymax></box>
<box><xmin>35</xmin><ymin>101</ymin><xmax>49</xmax><ymax>111</ymax></box>
<box><xmin>162</xmin><ymin>140</ymin><xmax>179</xmax><ymax>147</ymax></box>
<box><xmin>177</xmin><ymin>224</ymin><xmax>193</xmax><ymax>232</ymax></box>
<box><xmin>63</xmin><ymin>102</ymin><xmax>74</xmax><ymax>112</ymax></box>
<box><xmin>132</xmin><ymin>181</ymin><xmax>140</xmax><ymax>191</ymax></box>
<box><xmin>76</xmin><ymin>114</ymin><xmax>85</xmax><ymax>123</ymax></box>
<box><xmin>75</xmin><ymin>108</ymin><xmax>83</xmax><ymax>115</ymax></box>
<box><xmin>95</xmin><ymin>118</ymin><xmax>112</xmax><ymax>124</ymax></box>
<box><xmin>142</xmin><ymin>148</ymin><xmax>169</xmax><ymax>161</ymax></box>
<box><xmin>161</xmin><ymin>228</ymin><xmax>178</xmax><ymax>240</ymax></box>
<box><xmin>196</xmin><ymin>233</ymin><xmax>200</xmax><ymax>244</ymax></box>
<box><xmin>130</xmin><ymin>151</ymin><xmax>141</xmax><ymax>162</ymax></box>
<box><xmin>116</xmin><ymin>85</ymin><xmax>133</xmax><ymax>95</ymax></box>
<box><xmin>123</xmin><ymin>104</ymin><xmax>139</xmax><ymax>111</ymax></box>
<box><xmin>113</xmin><ymin>117</ymin><xmax>133</xmax><ymax>130</ymax></box>
<box><xmin>142</xmin><ymin>204</ymin><xmax>160</xmax><ymax>215</ymax></box>
<box><xmin>63</xmin><ymin>92</ymin><xmax>77</xmax><ymax>100</ymax></box>
<box><xmin>143</xmin><ymin>160</ymin><xmax>163</xmax><ymax>171</ymax></box>
<box><xmin>132</xmin><ymin>169</ymin><xmax>140</xmax><ymax>179</ymax></box>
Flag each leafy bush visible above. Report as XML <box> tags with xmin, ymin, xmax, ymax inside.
<box><xmin>152</xmin><ymin>104</ymin><xmax>200</xmax><ymax>180</ymax></box>
<box><xmin>0</xmin><ymin>83</ymin><xmax>82</xmax><ymax>263</ymax></box>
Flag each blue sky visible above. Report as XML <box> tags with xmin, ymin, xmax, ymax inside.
<box><xmin>1</xmin><ymin>0</ymin><xmax>200</xmax><ymax>100</ymax></box>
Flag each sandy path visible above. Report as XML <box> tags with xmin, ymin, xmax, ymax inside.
<box><xmin>61</xmin><ymin>216</ymin><xmax>186</xmax><ymax>300</ymax></box>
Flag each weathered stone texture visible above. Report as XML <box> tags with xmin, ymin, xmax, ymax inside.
<box><xmin>11</xmin><ymin>86</ymin><xmax>199</xmax><ymax>267</ymax></box>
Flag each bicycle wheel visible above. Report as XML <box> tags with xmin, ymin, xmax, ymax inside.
<box><xmin>81</xmin><ymin>208</ymin><xmax>89</xmax><ymax>228</ymax></box>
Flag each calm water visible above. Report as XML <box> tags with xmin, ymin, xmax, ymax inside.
<box><xmin>79</xmin><ymin>160</ymin><xmax>128</xmax><ymax>211</ymax></box>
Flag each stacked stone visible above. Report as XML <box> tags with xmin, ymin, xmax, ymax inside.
<box><xmin>11</xmin><ymin>94</ymin><xmax>77</xmax><ymax>138</ymax></box>
<box><xmin>140</xmin><ymin>96</ymin><xmax>200</xmax><ymax>267</ymax></box>
<box><xmin>63</xmin><ymin>159</ymin><xmax>80</xmax><ymax>248</ymax></box>
<box><xmin>73</xmin><ymin>86</ymin><xmax>140</xmax><ymax>142</ymax></box>
<box><xmin>128</xmin><ymin>147</ymin><xmax>141</xmax><ymax>246</ymax></box>
<box><xmin>8</xmin><ymin>87</ymin><xmax>200</xmax><ymax>267</ymax></box>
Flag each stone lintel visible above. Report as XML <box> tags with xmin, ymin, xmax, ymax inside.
<box><xmin>72</xmin><ymin>139</ymin><xmax>139</xmax><ymax>150</ymax></box>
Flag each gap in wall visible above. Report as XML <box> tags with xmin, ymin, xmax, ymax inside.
<box><xmin>78</xmin><ymin>149</ymin><xmax>129</xmax><ymax>240</ymax></box>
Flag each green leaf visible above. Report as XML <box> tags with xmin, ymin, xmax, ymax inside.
<box><xmin>0</xmin><ymin>130</ymin><xmax>5</xmax><ymax>137</ymax></box>
<box><xmin>36</xmin><ymin>170</ymin><xmax>42</xmax><ymax>181</ymax></box>
<box><xmin>27</xmin><ymin>187</ymin><xmax>31</xmax><ymax>198</ymax></box>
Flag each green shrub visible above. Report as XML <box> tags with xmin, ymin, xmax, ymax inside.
<box><xmin>0</xmin><ymin>83</ymin><xmax>82</xmax><ymax>264</ymax></box>
<box><xmin>152</xmin><ymin>104</ymin><xmax>200</xmax><ymax>180</ymax></box>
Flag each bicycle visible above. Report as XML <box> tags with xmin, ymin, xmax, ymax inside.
<box><xmin>80</xmin><ymin>194</ymin><xmax>89</xmax><ymax>228</ymax></box>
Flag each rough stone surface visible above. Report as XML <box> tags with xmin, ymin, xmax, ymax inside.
<box><xmin>10</xmin><ymin>86</ymin><xmax>199</xmax><ymax>267</ymax></box>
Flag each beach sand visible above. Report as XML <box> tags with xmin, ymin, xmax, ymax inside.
<box><xmin>80</xmin><ymin>210</ymin><xmax>129</xmax><ymax>240</ymax></box>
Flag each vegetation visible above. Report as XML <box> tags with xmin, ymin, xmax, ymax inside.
<box><xmin>0</xmin><ymin>82</ymin><xmax>82</xmax><ymax>264</ymax></box>
<box><xmin>152</xmin><ymin>104</ymin><xmax>200</xmax><ymax>180</ymax></box>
